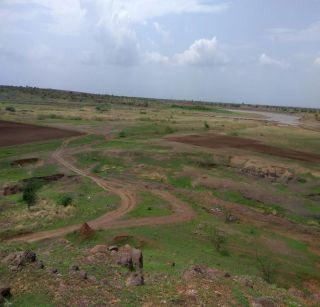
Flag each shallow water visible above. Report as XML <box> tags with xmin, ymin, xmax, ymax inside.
<box><xmin>230</xmin><ymin>109</ymin><xmax>300</xmax><ymax>126</ymax></box>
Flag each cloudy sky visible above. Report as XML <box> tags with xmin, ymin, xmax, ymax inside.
<box><xmin>1</xmin><ymin>0</ymin><xmax>320</xmax><ymax>107</ymax></box>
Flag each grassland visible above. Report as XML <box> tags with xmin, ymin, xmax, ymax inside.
<box><xmin>0</xmin><ymin>86</ymin><xmax>319</xmax><ymax>306</ymax></box>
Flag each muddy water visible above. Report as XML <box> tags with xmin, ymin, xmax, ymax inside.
<box><xmin>230</xmin><ymin>109</ymin><xmax>300</xmax><ymax>126</ymax></box>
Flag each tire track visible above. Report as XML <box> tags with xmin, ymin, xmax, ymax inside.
<box><xmin>9</xmin><ymin>137</ymin><xmax>195</xmax><ymax>243</ymax></box>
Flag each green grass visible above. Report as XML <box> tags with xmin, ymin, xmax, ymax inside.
<box><xmin>125</xmin><ymin>191</ymin><xmax>172</xmax><ymax>219</ymax></box>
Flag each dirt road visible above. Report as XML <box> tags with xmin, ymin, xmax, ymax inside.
<box><xmin>10</xmin><ymin>137</ymin><xmax>195</xmax><ymax>243</ymax></box>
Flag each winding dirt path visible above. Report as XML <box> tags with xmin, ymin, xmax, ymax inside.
<box><xmin>10</xmin><ymin>137</ymin><xmax>195</xmax><ymax>243</ymax></box>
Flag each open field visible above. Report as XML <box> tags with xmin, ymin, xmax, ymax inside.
<box><xmin>0</xmin><ymin>86</ymin><xmax>320</xmax><ymax>306</ymax></box>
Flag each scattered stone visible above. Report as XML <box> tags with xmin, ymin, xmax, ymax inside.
<box><xmin>288</xmin><ymin>287</ymin><xmax>304</xmax><ymax>298</ymax></box>
<box><xmin>252</xmin><ymin>297</ymin><xmax>275</xmax><ymax>307</ymax></box>
<box><xmin>35</xmin><ymin>260</ymin><xmax>44</xmax><ymax>269</ymax></box>
<box><xmin>182</xmin><ymin>265</ymin><xmax>222</xmax><ymax>281</ymax></box>
<box><xmin>51</xmin><ymin>268</ymin><xmax>58</xmax><ymax>274</ymax></box>
<box><xmin>69</xmin><ymin>265</ymin><xmax>80</xmax><ymax>272</ymax></box>
<box><xmin>225</xmin><ymin>213</ymin><xmax>239</xmax><ymax>223</ymax></box>
<box><xmin>90</xmin><ymin>245</ymin><xmax>107</xmax><ymax>254</ymax></box>
<box><xmin>125</xmin><ymin>272</ymin><xmax>144</xmax><ymax>287</ymax></box>
<box><xmin>79</xmin><ymin>270</ymin><xmax>88</xmax><ymax>280</ymax></box>
<box><xmin>88</xmin><ymin>275</ymin><xmax>97</xmax><ymax>283</ymax></box>
<box><xmin>108</xmin><ymin>245</ymin><xmax>118</xmax><ymax>252</ymax></box>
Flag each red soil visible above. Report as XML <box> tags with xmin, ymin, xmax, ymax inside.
<box><xmin>0</xmin><ymin>120</ymin><xmax>82</xmax><ymax>147</ymax></box>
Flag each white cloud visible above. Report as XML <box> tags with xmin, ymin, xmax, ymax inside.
<box><xmin>153</xmin><ymin>22</ymin><xmax>170</xmax><ymax>42</ymax></box>
<box><xmin>259</xmin><ymin>53</ymin><xmax>289</xmax><ymax>69</ymax></box>
<box><xmin>145</xmin><ymin>52</ymin><xmax>169</xmax><ymax>64</ymax></box>
<box><xmin>314</xmin><ymin>57</ymin><xmax>320</xmax><ymax>66</ymax></box>
<box><xmin>1</xmin><ymin>0</ymin><xmax>231</xmax><ymax>66</ymax></box>
<box><xmin>268</xmin><ymin>21</ymin><xmax>320</xmax><ymax>43</ymax></box>
<box><xmin>173</xmin><ymin>37</ymin><xmax>228</xmax><ymax>66</ymax></box>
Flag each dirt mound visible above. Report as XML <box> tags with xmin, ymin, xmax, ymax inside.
<box><xmin>167</xmin><ymin>133</ymin><xmax>320</xmax><ymax>163</ymax></box>
<box><xmin>0</xmin><ymin>120</ymin><xmax>82</xmax><ymax>147</ymax></box>
<box><xmin>79</xmin><ymin>223</ymin><xmax>95</xmax><ymax>239</ymax></box>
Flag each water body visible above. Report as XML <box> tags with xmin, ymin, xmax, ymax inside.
<box><xmin>230</xmin><ymin>109</ymin><xmax>300</xmax><ymax>126</ymax></box>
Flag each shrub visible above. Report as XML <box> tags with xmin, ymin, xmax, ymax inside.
<box><xmin>57</xmin><ymin>194</ymin><xmax>73</xmax><ymax>207</ymax></box>
<box><xmin>211</xmin><ymin>226</ymin><xmax>227</xmax><ymax>253</ymax></box>
<box><xmin>22</xmin><ymin>179</ymin><xmax>42</xmax><ymax>209</ymax></box>
<box><xmin>5</xmin><ymin>106</ymin><xmax>15</xmax><ymax>112</ymax></box>
<box><xmin>255</xmin><ymin>252</ymin><xmax>276</xmax><ymax>283</ymax></box>
<box><xmin>204</xmin><ymin>121</ymin><xmax>210</xmax><ymax>129</ymax></box>
<box><xmin>118</xmin><ymin>130</ymin><xmax>126</xmax><ymax>138</ymax></box>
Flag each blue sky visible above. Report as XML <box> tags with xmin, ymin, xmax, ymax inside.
<box><xmin>0</xmin><ymin>0</ymin><xmax>320</xmax><ymax>107</ymax></box>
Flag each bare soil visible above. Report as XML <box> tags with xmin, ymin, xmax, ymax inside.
<box><xmin>0</xmin><ymin>120</ymin><xmax>82</xmax><ymax>147</ymax></box>
<box><xmin>167</xmin><ymin>133</ymin><xmax>320</xmax><ymax>163</ymax></box>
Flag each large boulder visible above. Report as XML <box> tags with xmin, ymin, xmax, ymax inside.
<box><xmin>116</xmin><ymin>245</ymin><xmax>143</xmax><ymax>271</ymax></box>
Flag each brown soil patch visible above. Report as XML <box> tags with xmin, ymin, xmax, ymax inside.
<box><xmin>167</xmin><ymin>133</ymin><xmax>320</xmax><ymax>163</ymax></box>
<box><xmin>0</xmin><ymin>120</ymin><xmax>82</xmax><ymax>147</ymax></box>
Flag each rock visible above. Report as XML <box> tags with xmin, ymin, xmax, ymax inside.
<box><xmin>5</xmin><ymin>250</ymin><xmax>37</xmax><ymax>271</ymax></box>
<box><xmin>69</xmin><ymin>265</ymin><xmax>79</xmax><ymax>272</ymax></box>
<box><xmin>88</xmin><ymin>275</ymin><xmax>97</xmax><ymax>283</ymax></box>
<box><xmin>288</xmin><ymin>287</ymin><xmax>304</xmax><ymax>298</ymax></box>
<box><xmin>35</xmin><ymin>260</ymin><xmax>44</xmax><ymax>269</ymax></box>
<box><xmin>182</xmin><ymin>265</ymin><xmax>222</xmax><ymax>281</ymax></box>
<box><xmin>125</xmin><ymin>272</ymin><xmax>144</xmax><ymax>287</ymax></box>
<box><xmin>79</xmin><ymin>270</ymin><xmax>88</xmax><ymax>280</ymax></box>
<box><xmin>90</xmin><ymin>245</ymin><xmax>107</xmax><ymax>254</ymax></box>
<box><xmin>225</xmin><ymin>213</ymin><xmax>239</xmax><ymax>223</ymax></box>
<box><xmin>131</xmin><ymin>248</ymin><xmax>143</xmax><ymax>269</ymax></box>
<box><xmin>108</xmin><ymin>245</ymin><xmax>118</xmax><ymax>252</ymax></box>
<box><xmin>116</xmin><ymin>245</ymin><xmax>144</xmax><ymax>271</ymax></box>
<box><xmin>117</xmin><ymin>245</ymin><xmax>133</xmax><ymax>270</ymax></box>
<box><xmin>51</xmin><ymin>268</ymin><xmax>58</xmax><ymax>274</ymax></box>
<box><xmin>252</xmin><ymin>297</ymin><xmax>275</xmax><ymax>307</ymax></box>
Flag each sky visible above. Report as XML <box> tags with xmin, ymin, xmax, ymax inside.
<box><xmin>0</xmin><ymin>0</ymin><xmax>320</xmax><ymax>107</ymax></box>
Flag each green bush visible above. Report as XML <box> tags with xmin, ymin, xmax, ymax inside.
<box><xmin>57</xmin><ymin>194</ymin><xmax>73</xmax><ymax>207</ymax></box>
<box><xmin>5</xmin><ymin>106</ymin><xmax>15</xmax><ymax>112</ymax></box>
<box><xmin>22</xmin><ymin>179</ymin><xmax>43</xmax><ymax>209</ymax></box>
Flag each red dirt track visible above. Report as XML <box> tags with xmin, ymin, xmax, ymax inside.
<box><xmin>167</xmin><ymin>133</ymin><xmax>320</xmax><ymax>163</ymax></box>
<box><xmin>0</xmin><ymin>120</ymin><xmax>82</xmax><ymax>147</ymax></box>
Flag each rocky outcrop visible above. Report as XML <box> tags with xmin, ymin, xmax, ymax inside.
<box><xmin>4</xmin><ymin>250</ymin><xmax>37</xmax><ymax>272</ymax></box>
<box><xmin>252</xmin><ymin>297</ymin><xmax>275</xmax><ymax>307</ymax></box>
<box><xmin>240</xmin><ymin>164</ymin><xmax>294</xmax><ymax>183</ymax></box>
<box><xmin>116</xmin><ymin>244</ymin><xmax>143</xmax><ymax>271</ymax></box>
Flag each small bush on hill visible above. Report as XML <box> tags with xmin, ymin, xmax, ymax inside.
<box><xmin>57</xmin><ymin>194</ymin><xmax>73</xmax><ymax>207</ymax></box>
<box><xmin>5</xmin><ymin>106</ymin><xmax>15</xmax><ymax>112</ymax></box>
